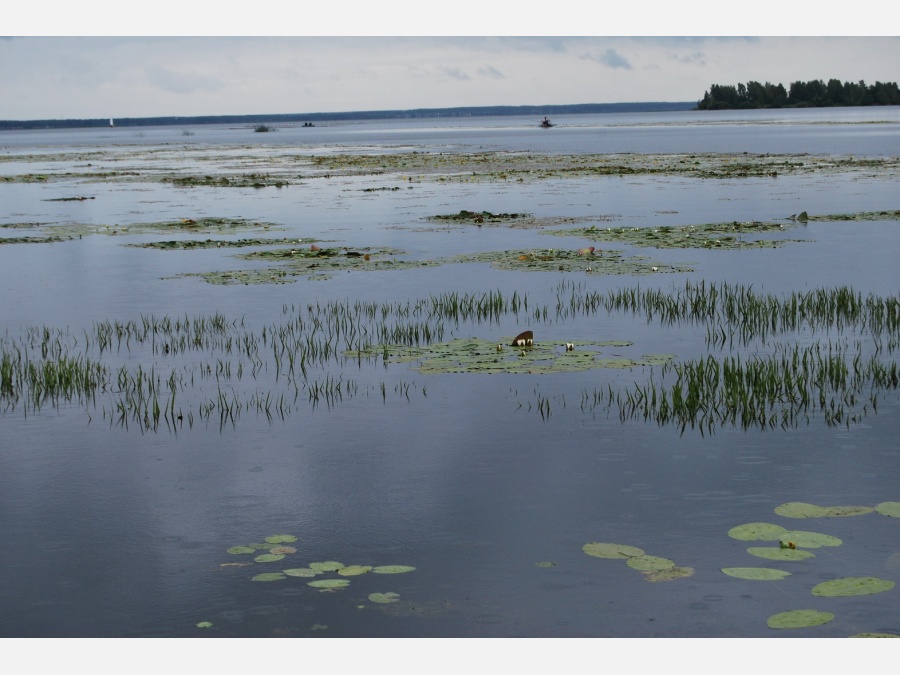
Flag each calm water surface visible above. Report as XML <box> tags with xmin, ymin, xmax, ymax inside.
<box><xmin>1</xmin><ymin>108</ymin><xmax>899</xmax><ymax>637</ymax></box>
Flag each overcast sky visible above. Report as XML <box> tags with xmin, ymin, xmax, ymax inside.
<box><xmin>4</xmin><ymin>4</ymin><xmax>896</xmax><ymax>120</ymax></box>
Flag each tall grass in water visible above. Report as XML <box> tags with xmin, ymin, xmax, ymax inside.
<box><xmin>1</xmin><ymin>284</ymin><xmax>897</xmax><ymax>432</ymax></box>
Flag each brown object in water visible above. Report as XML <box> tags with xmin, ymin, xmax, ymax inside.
<box><xmin>510</xmin><ymin>330</ymin><xmax>534</xmax><ymax>347</ymax></box>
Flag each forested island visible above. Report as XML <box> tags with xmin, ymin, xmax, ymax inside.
<box><xmin>697</xmin><ymin>79</ymin><xmax>900</xmax><ymax>110</ymax></box>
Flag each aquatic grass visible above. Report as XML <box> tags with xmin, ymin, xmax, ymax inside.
<box><xmin>580</xmin><ymin>342</ymin><xmax>898</xmax><ymax>433</ymax></box>
<box><xmin>2</xmin><ymin>283</ymin><xmax>897</xmax><ymax>433</ymax></box>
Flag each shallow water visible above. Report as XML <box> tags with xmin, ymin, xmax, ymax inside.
<box><xmin>1</xmin><ymin>108</ymin><xmax>899</xmax><ymax>637</ymax></box>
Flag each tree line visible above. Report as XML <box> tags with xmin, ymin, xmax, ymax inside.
<box><xmin>697</xmin><ymin>79</ymin><xmax>900</xmax><ymax>110</ymax></box>
<box><xmin>0</xmin><ymin>102</ymin><xmax>696</xmax><ymax>130</ymax></box>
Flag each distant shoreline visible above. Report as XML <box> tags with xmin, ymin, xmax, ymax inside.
<box><xmin>0</xmin><ymin>102</ymin><xmax>695</xmax><ymax>131</ymax></box>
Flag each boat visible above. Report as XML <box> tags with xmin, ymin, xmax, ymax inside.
<box><xmin>539</xmin><ymin>117</ymin><xmax>554</xmax><ymax>128</ymax></box>
<box><xmin>109</xmin><ymin>118</ymin><xmax>115</xmax><ymax>127</ymax></box>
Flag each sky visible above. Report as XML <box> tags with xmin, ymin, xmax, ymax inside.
<box><xmin>4</xmin><ymin>3</ymin><xmax>897</xmax><ymax>120</ymax></box>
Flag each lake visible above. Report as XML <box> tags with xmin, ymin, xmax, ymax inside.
<box><xmin>1</xmin><ymin>107</ymin><xmax>899</xmax><ymax>638</ymax></box>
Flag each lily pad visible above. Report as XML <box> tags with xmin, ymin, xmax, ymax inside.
<box><xmin>226</xmin><ymin>546</ymin><xmax>256</xmax><ymax>555</ymax></box>
<box><xmin>811</xmin><ymin>577</ymin><xmax>895</xmax><ymax>597</ymax></box>
<box><xmin>371</xmin><ymin>565</ymin><xmax>416</xmax><ymax>574</ymax></box>
<box><xmin>265</xmin><ymin>534</ymin><xmax>298</xmax><ymax>544</ymax></box>
<box><xmin>875</xmin><ymin>501</ymin><xmax>900</xmax><ymax>517</ymax></box>
<box><xmin>722</xmin><ymin>567</ymin><xmax>792</xmax><ymax>580</ymax></box>
<box><xmin>582</xmin><ymin>542</ymin><xmax>645</xmax><ymax>559</ymax></box>
<box><xmin>196</xmin><ymin>621</ymin><xmax>213</xmax><ymax>628</ymax></box>
<box><xmin>626</xmin><ymin>555</ymin><xmax>676</xmax><ymax>572</ymax></box>
<box><xmin>535</xmin><ymin>562</ymin><xmax>557</xmax><ymax>568</ymax></box>
<box><xmin>727</xmin><ymin>522</ymin><xmax>787</xmax><ymax>541</ymax></box>
<box><xmin>779</xmin><ymin>530</ymin><xmax>842</xmax><ymax>548</ymax></box>
<box><xmin>283</xmin><ymin>568</ymin><xmax>319</xmax><ymax>577</ymax></box>
<box><xmin>269</xmin><ymin>546</ymin><xmax>297</xmax><ymax>555</ymax></box>
<box><xmin>747</xmin><ymin>546</ymin><xmax>815</xmax><ymax>561</ymax></box>
<box><xmin>767</xmin><ymin>609</ymin><xmax>834</xmax><ymax>629</ymax></box>
<box><xmin>307</xmin><ymin>578</ymin><xmax>351</xmax><ymax>589</ymax></box>
<box><xmin>368</xmin><ymin>592</ymin><xmax>400</xmax><ymax>604</ymax></box>
<box><xmin>774</xmin><ymin>502</ymin><xmax>874</xmax><ymax>518</ymax></box>
<box><xmin>254</xmin><ymin>553</ymin><xmax>285</xmax><ymax>563</ymax></box>
<box><xmin>337</xmin><ymin>565</ymin><xmax>373</xmax><ymax>576</ymax></box>
<box><xmin>251</xmin><ymin>572</ymin><xmax>286</xmax><ymax>582</ymax></box>
<box><xmin>644</xmin><ymin>566</ymin><xmax>694</xmax><ymax>582</ymax></box>
<box><xmin>309</xmin><ymin>561</ymin><xmax>345</xmax><ymax>572</ymax></box>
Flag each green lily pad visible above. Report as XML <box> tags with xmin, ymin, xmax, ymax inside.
<box><xmin>626</xmin><ymin>555</ymin><xmax>675</xmax><ymax>571</ymax></box>
<box><xmin>269</xmin><ymin>546</ymin><xmax>297</xmax><ymax>555</ymax></box>
<box><xmin>875</xmin><ymin>501</ymin><xmax>900</xmax><ymax>517</ymax></box>
<box><xmin>644</xmin><ymin>566</ymin><xmax>694</xmax><ymax>582</ymax></box>
<box><xmin>347</xmin><ymin>337</ymin><xmax>668</xmax><ymax>376</ymax></box>
<box><xmin>535</xmin><ymin>561</ymin><xmax>557</xmax><ymax>568</ymax></box>
<box><xmin>779</xmin><ymin>530</ymin><xmax>842</xmax><ymax>548</ymax></box>
<box><xmin>722</xmin><ymin>567</ymin><xmax>792</xmax><ymax>580</ymax></box>
<box><xmin>254</xmin><ymin>553</ymin><xmax>285</xmax><ymax>563</ymax></box>
<box><xmin>196</xmin><ymin>621</ymin><xmax>213</xmax><ymax>628</ymax></box>
<box><xmin>368</xmin><ymin>592</ymin><xmax>400</xmax><ymax>604</ymax></box>
<box><xmin>582</xmin><ymin>542</ymin><xmax>645</xmax><ymax>559</ymax></box>
<box><xmin>251</xmin><ymin>572</ymin><xmax>286</xmax><ymax>582</ymax></box>
<box><xmin>307</xmin><ymin>578</ymin><xmax>351</xmax><ymax>589</ymax></box>
<box><xmin>283</xmin><ymin>568</ymin><xmax>319</xmax><ymax>577</ymax></box>
<box><xmin>226</xmin><ymin>546</ymin><xmax>256</xmax><ymax>555</ymax></box>
<box><xmin>265</xmin><ymin>534</ymin><xmax>298</xmax><ymax>544</ymax></box>
<box><xmin>338</xmin><ymin>565</ymin><xmax>373</xmax><ymax>576</ymax></box>
<box><xmin>811</xmin><ymin>577</ymin><xmax>895</xmax><ymax>597</ymax></box>
<box><xmin>727</xmin><ymin>522</ymin><xmax>787</xmax><ymax>541</ymax></box>
<box><xmin>371</xmin><ymin>565</ymin><xmax>416</xmax><ymax>574</ymax></box>
<box><xmin>767</xmin><ymin>609</ymin><xmax>834</xmax><ymax>629</ymax></box>
<box><xmin>747</xmin><ymin>547</ymin><xmax>815</xmax><ymax>561</ymax></box>
<box><xmin>309</xmin><ymin>561</ymin><xmax>345</xmax><ymax>572</ymax></box>
<box><xmin>774</xmin><ymin>502</ymin><xmax>874</xmax><ymax>518</ymax></box>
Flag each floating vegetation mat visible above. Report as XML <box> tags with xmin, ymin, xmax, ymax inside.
<box><xmin>346</xmin><ymin>337</ymin><xmax>674</xmax><ymax>375</ymax></box>
<box><xmin>127</xmin><ymin>237</ymin><xmax>324</xmax><ymax>251</ymax></box>
<box><xmin>178</xmin><ymin>246</ymin><xmax>425</xmax><ymax>284</ymax></box>
<box><xmin>450</xmin><ymin>249</ymin><xmax>690</xmax><ymax>275</ymax></box>
<box><xmin>296</xmin><ymin>151</ymin><xmax>900</xmax><ymax>183</ymax></box>
<box><xmin>544</xmin><ymin>220</ymin><xmax>807</xmax><ymax>250</ymax></box>
<box><xmin>5</xmin><ymin>148</ymin><xmax>899</xmax><ymax>186</ymax></box>
<box><xmin>0</xmin><ymin>217</ymin><xmax>282</xmax><ymax>244</ymax></box>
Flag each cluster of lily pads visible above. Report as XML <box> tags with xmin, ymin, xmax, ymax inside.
<box><xmin>346</xmin><ymin>336</ymin><xmax>675</xmax><ymax>375</ymax></box>
<box><xmin>582</xmin><ymin>542</ymin><xmax>694</xmax><ymax>582</ymax></box>
<box><xmin>545</xmin><ymin>220</ymin><xmax>806</xmax><ymax>250</ymax></box>
<box><xmin>222</xmin><ymin>534</ymin><xmax>415</xmax><ymax>607</ymax></box>
<box><xmin>725</xmin><ymin>501</ymin><xmax>899</xmax><ymax>634</ymax></box>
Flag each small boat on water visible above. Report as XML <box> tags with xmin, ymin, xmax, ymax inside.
<box><xmin>539</xmin><ymin>117</ymin><xmax>554</xmax><ymax>128</ymax></box>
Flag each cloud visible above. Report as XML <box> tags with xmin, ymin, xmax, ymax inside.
<box><xmin>439</xmin><ymin>67</ymin><xmax>471</xmax><ymax>81</ymax></box>
<box><xmin>581</xmin><ymin>48</ymin><xmax>632</xmax><ymax>70</ymax></box>
<box><xmin>478</xmin><ymin>64</ymin><xmax>504</xmax><ymax>79</ymax></box>
<box><xmin>670</xmin><ymin>51</ymin><xmax>707</xmax><ymax>66</ymax></box>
